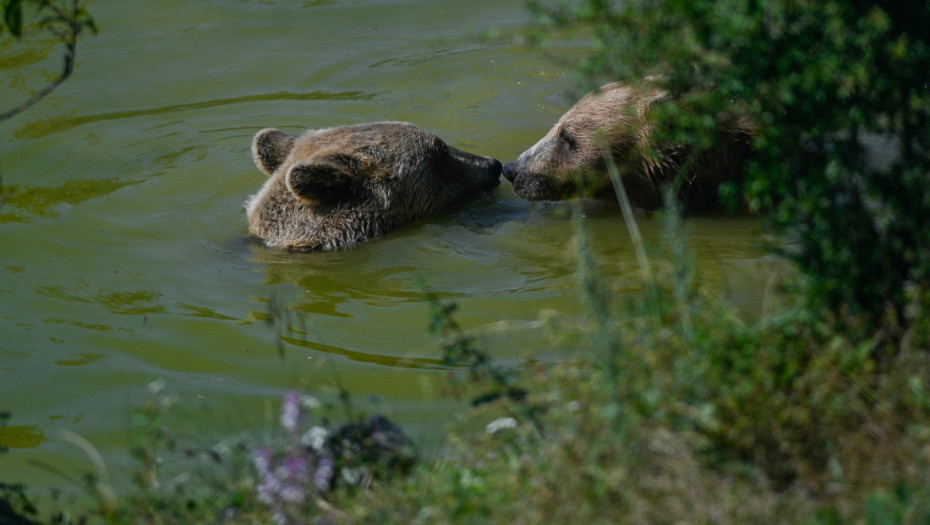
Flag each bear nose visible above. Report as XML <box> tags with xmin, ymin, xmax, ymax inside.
<box><xmin>502</xmin><ymin>162</ymin><xmax>515</xmax><ymax>183</ymax></box>
<box><xmin>491</xmin><ymin>159</ymin><xmax>503</xmax><ymax>176</ymax></box>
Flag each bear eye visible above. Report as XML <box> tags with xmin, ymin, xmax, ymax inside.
<box><xmin>558</xmin><ymin>129</ymin><xmax>576</xmax><ymax>149</ymax></box>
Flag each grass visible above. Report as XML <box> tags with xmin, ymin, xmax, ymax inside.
<box><xmin>349</xmin><ymin>189</ymin><xmax>930</xmax><ymax>523</ymax></box>
<box><xmin>4</xmin><ymin>192</ymin><xmax>930</xmax><ymax>524</ymax></box>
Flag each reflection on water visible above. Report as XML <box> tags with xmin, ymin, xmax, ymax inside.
<box><xmin>0</xmin><ymin>178</ymin><xmax>141</xmax><ymax>222</ymax></box>
<box><xmin>14</xmin><ymin>90</ymin><xmax>377</xmax><ymax>140</ymax></box>
<box><xmin>55</xmin><ymin>353</ymin><xmax>106</xmax><ymax>367</ymax></box>
<box><xmin>0</xmin><ymin>425</ymin><xmax>46</xmax><ymax>449</ymax></box>
<box><xmin>280</xmin><ymin>335</ymin><xmax>446</xmax><ymax>370</ymax></box>
<box><xmin>0</xmin><ymin>0</ymin><xmax>782</xmax><ymax>498</ymax></box>
<box><xmin>43</xmin><ymin>317</ymin><xmax>115</xmax><ymax>333</ymax></box>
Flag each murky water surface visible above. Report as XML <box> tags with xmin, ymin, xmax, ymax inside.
<box><xmin>0</xmin><ymin>0</ymin><xmax>775</xmax><ymax>496</ymax></box>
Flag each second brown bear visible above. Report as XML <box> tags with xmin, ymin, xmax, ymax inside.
<box><xmin>503</xmin><ymin>82</ymin><xmax>753</xmax><ymax>212</ymax></box>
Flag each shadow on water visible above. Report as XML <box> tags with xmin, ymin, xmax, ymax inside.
<box><xmin>0</xmin><ymin>178</ymin><xmax>142</xmax><ymax>223</ymax></box>
<box><xmin>369</xmin><ymin>44</ymin><xmax>504</xmax><ymax>70</ymax></box>
<box><xmin>0</xmin><ymin>424</ymin><xmax>46</xmax><ymax>449</ymax></box>
<box><xmin>13</xmin><ymin>90</ymin><xmax>378</xmax><ymax>139</ymax></box>
<box><xmin>280</xmin><ymin>335</ymin><xmax>446</xmax><ymax>370</ymax></box>
<box><xmin>250</xmin><ymin>287</ymin><xmax>451</xmax><ymax>371</ymax></box>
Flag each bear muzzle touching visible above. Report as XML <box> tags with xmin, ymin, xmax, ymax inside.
<box><xmin>245</xmin><ymin>122</ymin><xmax>501</xmax><ymax>251</ymax></box>
<box><xmin>502</xmin><ymin>135</ymin><xmax>584</xmax><ymax>201</ymax></box>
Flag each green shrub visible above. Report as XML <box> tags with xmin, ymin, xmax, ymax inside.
<box><xmin>348</xmin><ymin>193</ymin><xmax>930</xmax><ymax>523</ymax></box>
<box><xmin>530</xmin><ymin>0</ymin><xmax>930</xmax><ymax>339</ymax></box>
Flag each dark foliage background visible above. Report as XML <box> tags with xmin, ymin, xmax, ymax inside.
<box><xmin>531</xmin><ymin>0</ymin><xmax>930</xmax><ymax>339</ymax></box>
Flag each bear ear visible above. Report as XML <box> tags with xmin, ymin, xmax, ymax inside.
<box><xmin>252</xmin><ymin>128</ymin><xmax>296</xmax><ymax>175</ymax></box>
<box><xmin>285</xmin><ymin>156</ymin><xmax>359</xmax><ymax>205</ymax></box>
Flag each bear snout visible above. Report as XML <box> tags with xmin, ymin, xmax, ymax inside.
<box><xmin>450</xmin><ymin>146</ymin><xmax>502</xmax><ymax>190</ymax></box>
<box><xmin>481</xmin><ymin>158</ymin><xmax>503</xmax><ymax>190</ymax></box>
<box><xmin>490</xmin><ymin>159</ymin><xmax>503</xmax><ymax>178</ymax></box>
<box><xmin>502</xmin><ymin>162</ymin><xmax>516</xmax><ymax>183</ymax></box>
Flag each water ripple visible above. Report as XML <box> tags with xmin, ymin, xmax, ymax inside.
<box><xmin>278</xmin><ymin>335</ymin><xmax>446</xmax><ymax>370</ymax></box>
<box><xmin>14</xmin><ymin>90</ymin><xmax>378</xmax><ymax>139</ymax></box>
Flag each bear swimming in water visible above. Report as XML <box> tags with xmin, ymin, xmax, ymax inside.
<box><xmin>246</xmin><ymin>122</ymin><xmax>501</xmax><ymax>250</ymax></box>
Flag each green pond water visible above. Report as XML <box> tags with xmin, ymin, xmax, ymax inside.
<box><xmin>0</xmin><ymin>0</ymin><xmax>777</xmax><ymax>499</ymax></box>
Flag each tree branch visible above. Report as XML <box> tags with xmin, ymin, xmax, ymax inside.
<box><xmin>0</xmin><ymin>0</ymin><xmax>85</xmax><ymax>123</ymax></box>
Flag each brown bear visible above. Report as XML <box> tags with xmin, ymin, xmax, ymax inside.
<box><xmin>246</xmin><ymin>122</ymin><xmax>501</xmax><ymax>250</ymax></box>
<box><xmin>502</xmin><ymin>82</ymin><xmax>753</xmax><ymax>212</ymax></box>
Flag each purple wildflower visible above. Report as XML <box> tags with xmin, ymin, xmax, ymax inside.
<box><xmin>253</xmin><ymin>448</ymin><xmax>279</xmax><ymax>506</ymax></box>
<box><xmin>313</xmin><ymin>454</ymin><xmax>334</xmax><ymax>493</ymax></box>
<box><xmin>253</xmin><ymin>447</ymin><xmax>273</xmax><ymax>476</ymax></box>
<box><xmin>252</xmin><ymin>392</ymin><xmax>349</xmax><ymax>522</ymax></box>
<box><xmin>280</xmin><ymin>391</ymin><xmax>301</xmax><ymax>433</ymax></box>
<box><xmin>284</xmin><ymin>455</ymin><xmax>309</xmax><ymax>477</ymax></box>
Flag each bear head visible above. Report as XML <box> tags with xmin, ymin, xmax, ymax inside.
<box><xmin>503</xmin><ymin>82</ymin><xmax>752</xmax><ymax>211</ymax></box>
<box><xmin>246</xmin><ymin>122</ymin><xmax>501</xmax><ymax>251</ymax></box>
<box><xmin>503</xmin><ymin>82</ymin><xmax>664</xmax><ymax>203</ymax></box>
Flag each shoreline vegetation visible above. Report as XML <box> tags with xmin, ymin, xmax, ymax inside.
<box><xmin>4</xmin><ymin>1</ymin><xmax>930</xmax><ymax>523</ymax></box>
<box><xmin>4</xmin><ymin>192</ymin><xmax>929</xmax><ymax>524</ymax></box>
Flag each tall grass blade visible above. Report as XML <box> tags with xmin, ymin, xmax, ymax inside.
<box><xmin>604</xmin><ymin>149</ymin><xmax>661</xmax><ymax>328</ymax></box>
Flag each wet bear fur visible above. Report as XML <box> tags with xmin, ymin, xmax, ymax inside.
<box><xmin>246</xmin><ymin>122</ymin><xmax>501</xmax><ymax>251</ymax></box>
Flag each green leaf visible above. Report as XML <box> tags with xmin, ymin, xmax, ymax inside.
<box><xmin>3</xmin><ymin>0</ymin><xmax>23</xmax><ymax>38</ymax></box>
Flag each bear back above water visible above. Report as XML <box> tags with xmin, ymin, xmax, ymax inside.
<box><xmin>245</xmin><ymin>122</ymin><xmax>501</xmax><ymax>251</ymax></box>
<box><xmin>503</xmin><ymin>82</ymin><xmax>753</xmax><ymax>212</ymax></box>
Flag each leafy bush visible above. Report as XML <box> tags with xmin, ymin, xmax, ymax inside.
<box><xmin>530</xmin><ymin>0</ymin><xmax>930</xmax><ymax>338</ymax></box>
<box><xmin>347</xmin><ymin>196</ymin><xmax>930</xmax><ymax>523</ymax></box>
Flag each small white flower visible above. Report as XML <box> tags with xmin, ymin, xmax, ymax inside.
<box><xmin>279</xmin><ymin>485</ymin><xmax>305</xmax><ymax>504</ymax></box>
<box><xmin>256</xmin><ymin>476</ymin><xmax>281</xmax><ymax>504</ymax></box>
<box><xmin>566</xmin><ymin>401</ymin><xmax>580</xmax><ymax>412</ymax></box>
<box><xmin>274</xmin><ymin>465</ymin><xmax>291</xmax><ymax>481</ymax></box>
<box><xmin>485</xmin><ymin>417</ymin><xmax>518</xmax><ymax>434</ymax></box>
<box><xmin>300</xmin><ymin>395</ymin><xmax>322</xmax><ymax>411</ymax></box>
<box><xmin>460</xmin><ymin>469</ymin><xmax>482</xmax><ymax>488</ymax></box>
<box><xmin>212</xmin><ymin>438</ymin><xmax>233</xmax><ymax>456</ymax></box>
<box><xmin>340</xmin><ymin>467</ymin><xmax>363</xmax><ymax>485</ymax></box>
<box><xmin>252</xmin><ymin>449</ymin><xmax>272</xmax><ymax>475</ymax></box>
<box><xmin>300</xmin><ymin>426</ymin><xmax>328</xmax><ymax>451</ymax></box>
<box><xmin>147</xmin><ymin>378</ymin><xmax>166</xmax><ymax>394</ymax></box>
<box><xmin>159</xmin><ymin>393</ymin><xmax>179</xmax><ymax>410</ymax></box>
<box><xmin>256</xmin><ymin>488</ymin><xmax>274</xmax><ymax>505</ymax></box>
